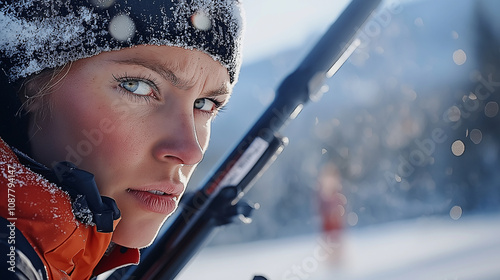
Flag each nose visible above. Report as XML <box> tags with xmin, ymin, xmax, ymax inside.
<box><xmin>152</xmin><ymin>111</ymin><xmax>204</xmax><ymax>166</ymax></box>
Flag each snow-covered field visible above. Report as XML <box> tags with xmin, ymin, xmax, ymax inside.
<box><xmin>177</xmin><ymin>214</ymin><xmax>500</xmax><ymax>280</ymax></box>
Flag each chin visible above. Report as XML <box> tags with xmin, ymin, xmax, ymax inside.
<box><xmin>111</xmin><ymin>231</ymin><xmax>157</xmax><ymax>249</ymax></box>
<box><xmin>112</xmin><ymin>220</ymin><xmax>164</xmax><ymax>249</ymax></box>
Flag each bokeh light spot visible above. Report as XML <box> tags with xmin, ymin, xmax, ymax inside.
<box><xmin>446</xmin><ymin>106</ymin><xmax>461</xmax><ymax>122</ymax></box>
<box><xmin>191</xmin><ymin>11</ymin><xmax>212</xmax><ymax>31</ymax></box>
<box><xmin>450</xmin><ymin>205</ymin><xmax>462</xmax><ymax>220</ymax></box>
<box><xmin>109</xmin><ymin>14</ymin><xmax>136</xmax><ymax>42</ymax></box>
<box><xmin>453</xmin><ymin>49</ymin><xmax>467</xmax><ymax>65</ymax></box>
<box><xmin>347</xmin><ymin>212</ymin><xmax>358</xmax><ymax>226</ymax></box>
<box><xmin>484</xmin><ymin>101</ymin><xmax>499</xmax><ymax>118</ymax></box>
<box><xmin>451</xmin><ymin>140</ymin><xmax>465</xmax><ymax>156</ymax></box>
<box><xmin>395</xmin><ymin>174</ymin><xmax>402</xmax><ymax>183</ymax></box>
<box><xmin>414</xmin><ymin>17</ymin><xmax>424</xmax><ymax>27</ymax></box>
<box><xmin>470</xmin><ymin>129</ymin><xmax>482</xmax><ymax>144</ymax></box>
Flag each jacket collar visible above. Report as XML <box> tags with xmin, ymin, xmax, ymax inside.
<box><xmin>2</xmin><ymin>138</ymin><xmax>140</xmax><ymax>276</ymax></box>
<box><xmin>93</xmin><ymin>243</ymin><xmax>140</xmax><ymax>276</ymax></box>
<box><xmin>12</xmin><ymin>146</ymin><xmax>121</xmax><ymax>233</ymax></box>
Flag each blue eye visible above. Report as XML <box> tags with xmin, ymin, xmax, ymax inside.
<box><xmin>194</xmin><ymin>98</ymin><xmax>218</xmax><ymax>113</ymax></box>
<box><xmin>120</xmin><ymin>80</ymin><xmax>154</xmax><ymax>96</ymax></box>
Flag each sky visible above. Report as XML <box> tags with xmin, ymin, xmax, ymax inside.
<box><xmin>240</xmin><ymin>0</ymin><xmax>352</xmax><ymax>63</ymax></box>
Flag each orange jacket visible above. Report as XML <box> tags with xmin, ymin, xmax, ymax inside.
<box><xmin>0</xmin><ymin>138</ymin><xmax>139</xmax><ymax>279</ymax></box>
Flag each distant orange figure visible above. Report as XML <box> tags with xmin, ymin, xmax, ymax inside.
<box><xmin>317</xmin><ymin>163</ymin><xmax>347</xmax><ymax>264</ymax></box>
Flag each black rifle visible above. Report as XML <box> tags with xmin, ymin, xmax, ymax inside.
<box><xmin>110</xmin><ymin>0</ymin><xmax>381</xmax><ymax>279</ymax></box>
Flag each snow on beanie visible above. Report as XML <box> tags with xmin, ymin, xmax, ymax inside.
<box><xmin>0</xmin><ymin>0</ymin><xmax>245</xmax><ymax>85</ymax></box>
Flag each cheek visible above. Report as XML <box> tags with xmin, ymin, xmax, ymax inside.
<box><xmin>54</xmin><ymin>92</ymin><xmax>143</xmax><ymax>179</ymax></box>
<box><xmin>31</xmin><ymin>85</ymin><xmax>109</xmax><ymax>164</ymax></box>
<box><xmin>78</xmin><ymin>106</ymin><xmax>144</xmax><ymax>163</ymax></box>
<box><xmin>196</xmin><ymin>118</ymin><xmax>212</xmax><ymax>151</ymax></box>
<box><xmin>74</xmin><ymin>112</ymin><xmax>150</xmax><ymax>199</ymax></box>
<box><xmin>50</xmin><ymin>79</ymin><xmax>114</xmax><ymax>140</ymax></box>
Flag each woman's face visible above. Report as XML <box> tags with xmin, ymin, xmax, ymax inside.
<box><xmin>28</xmin><ymin>45</ymin><xmax>232</xmax><ymax>248</ymax></box>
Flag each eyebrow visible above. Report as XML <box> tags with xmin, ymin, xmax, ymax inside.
<box><xmin>111</xmin><ymin>58</ymin><xmax>231</xmax><ymax>97</ymax></box>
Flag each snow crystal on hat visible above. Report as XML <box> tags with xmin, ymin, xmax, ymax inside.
<box><xmin>0</xmin><ymin>0</ymin><xmax>244</xmax><ymax>84</ymax></box>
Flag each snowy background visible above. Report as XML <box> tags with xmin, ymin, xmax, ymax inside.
<box><xmin>113</xmin><ymin>0</ymin><xmax>500</xmax><ymax>279</ymax></box>
<box><xmin>177</xmin><ymin>214</ymin><xmax>500</xmax><ymax>280</ymax></box>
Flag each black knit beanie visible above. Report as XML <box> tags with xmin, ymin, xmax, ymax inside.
<box><xmin>0</xmin><ymin>0</ymin><xmax>244</xmax><ymax>84</ymax></box>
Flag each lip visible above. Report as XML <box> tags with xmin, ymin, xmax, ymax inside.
<box><xmin>127</xmin><ymin>183</ymin><xmax>184</xmax><ymax>214</ymax></box>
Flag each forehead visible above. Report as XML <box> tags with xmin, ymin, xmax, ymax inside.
<box><xmin>76</xmin><ymin>45</ymin><xmax>232</xmax><ymax>92</ymax></box>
